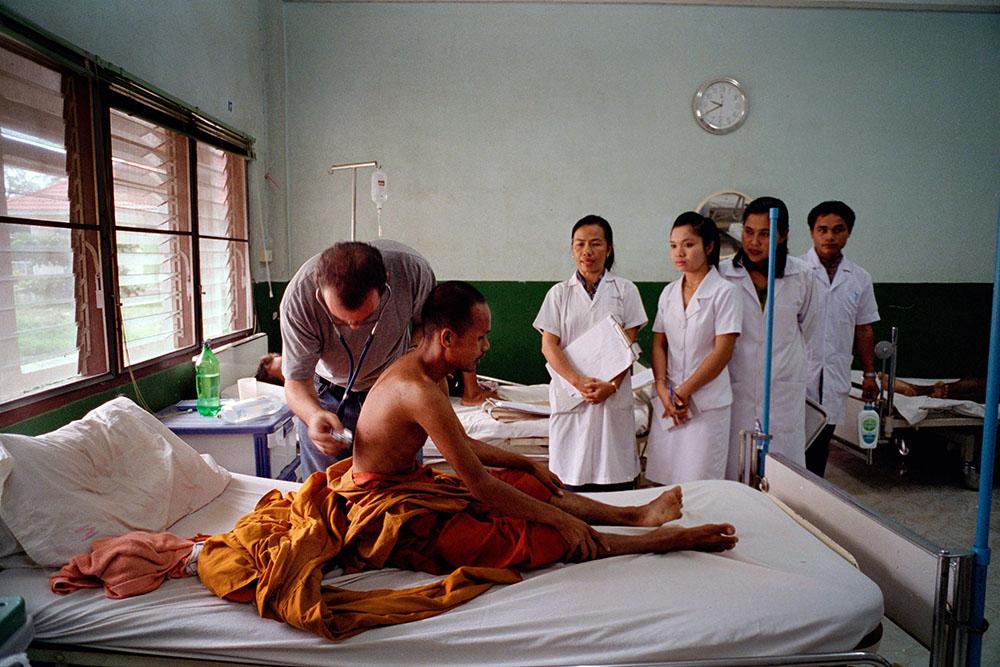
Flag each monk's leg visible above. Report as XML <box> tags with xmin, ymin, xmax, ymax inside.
<box><xmin>597</xmin><ymin>522</ymin><xmax>738</xmax><ymax>557</ymax></box>
<box><xmin>549</xmin><ymin>486</ymin><xmax>683</xmax><ymax>527</ymax></box>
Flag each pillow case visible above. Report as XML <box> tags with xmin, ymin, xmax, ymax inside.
<box><xmin>0</xmin><ymin>396</ymin><xmax>230</xmax><ymax>567</ymax></box>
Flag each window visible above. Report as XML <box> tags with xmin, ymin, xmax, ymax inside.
<box><xmin>0</xmin><ymin>22</ymin><xmax>254</xmax><ymax>416</ymax></box>
<box><xmin>1</xmin><ymin>45</ymin><xmax>108</xmax><ymax>403</ymax></box>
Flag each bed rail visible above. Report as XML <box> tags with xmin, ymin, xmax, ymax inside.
<box><xmin>763</xmin><ymin>453</ymin><xmax>974</xmax><ymax>667</ymax></box>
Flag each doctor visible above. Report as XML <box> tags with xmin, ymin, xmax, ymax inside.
<box><xmin>801</xmin><ymin>201</ymin><xmax>879</xmax><ymax>477</ymax></box>
<box><xmin>534</xmin><ymin>215</ymin><xmax>648</xmax><ymax>491</ymax></box>
<box><xmin>645</xmin><ymin>212</ymin><xmax>741</xmax><ymax>484</ymax></box>
<box><xmin>719</xmin><ymin>197</ymin><xmax>818</xmax><ymax>476</ymax></box>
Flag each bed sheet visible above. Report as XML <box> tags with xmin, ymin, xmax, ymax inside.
<box><xmin>850</xmin><ymin>370</ymin><xmax>984</xmax><ymax>426</ymax></box>
<box><xmin>3</xmin><ymin>473</ymin><xmax>882</xmax><ymax>666</ymax></box>
<box><xmin>423</xmin><ymin>383</ymin><xmax>651</xmax><ymax>462</ymax></box>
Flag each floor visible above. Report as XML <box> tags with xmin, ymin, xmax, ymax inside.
<box><xmin>823</xmin><ymin>430</ymin><xmax>1000</xmax><ymax>666</ymax></box>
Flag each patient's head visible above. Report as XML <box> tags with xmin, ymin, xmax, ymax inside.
<box><xmin>421</xmin><ymin>282</ymin><xmax>490</xmax><ymax>372</ymax></box>
<box><xmin>255</xmin><ymin>352</ymin><xmax>284</xmax><ymax>385</ymax></box>
<box><xmin>314</xmin><ymin>242</ymin><xmax>387</xmax><ymax>311</ymax></box>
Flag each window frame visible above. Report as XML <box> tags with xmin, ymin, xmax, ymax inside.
<box><xmin>0</xmin><ymin>10</ymin><xmax>255</xmax><ymax>426</ymax></box>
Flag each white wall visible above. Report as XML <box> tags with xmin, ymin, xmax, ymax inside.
<box><xmin>1</xmin><ymin>0</ymin><xmax>277</xmax><ymax>276</ymax></box>
<box><xmin>280</xmin><ymin>3</ymin><xmax>1000</xmax><ymax>283</ymax></box>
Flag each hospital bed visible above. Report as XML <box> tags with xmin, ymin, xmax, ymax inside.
<box><xmin>0</xmin><ymin>397</ymin><xmax>905</xmax><ymax>666</ymax></box>
<box><xmin>832</xmin><ymin>328</ymin><xmax>988</xmax><ymax>489</ymax></box>
<box><xmin>422</xmin><ymin>372</ymin><xmax>654</xmax><ymax>469</ymax></box>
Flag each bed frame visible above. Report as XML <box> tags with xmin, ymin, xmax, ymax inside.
<box><xmin>832</xmin><ymin>326</ymin><xmax>986</xmax><ymax>489</ymax></box>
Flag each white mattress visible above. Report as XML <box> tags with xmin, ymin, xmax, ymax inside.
<box><xmin>3</xmin><ymin>473</ymin><xmax>883</xmax><ymax>665</ymax></box>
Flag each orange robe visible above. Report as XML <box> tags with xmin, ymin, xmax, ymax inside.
<box><xmin>197</xmin><ymin>459</ymin><xmax>567</xmax><ymax>640</ymax></box>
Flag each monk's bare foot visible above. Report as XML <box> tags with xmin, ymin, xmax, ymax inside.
<box><xmin>646</xmin><ymin>522</ymin><xmax>738</xmax><ymax>553</ymax></box>
<box><xmin>636</xmin><ymin>486</ymin><xmax>683</xmax><ymax>526</ymax></box>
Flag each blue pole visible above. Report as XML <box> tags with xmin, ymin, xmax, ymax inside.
<box><xmin>758</xmin><ymin>207</ymin><xmax>779</xmax><ymax>476</ymax></box>
<box><xmin>968</xmin><ymin>199</ymin><xmax>1000</xmax><ymax>666</ymax></box>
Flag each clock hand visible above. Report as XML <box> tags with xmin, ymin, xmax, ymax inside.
<box><xmin>706</xmin><ymin>100</ymin><xmax>723</xmax><ymax>112</ymax></box>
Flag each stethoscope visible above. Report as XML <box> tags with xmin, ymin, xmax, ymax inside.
<box><xmin>317</xmin><ymin>283</ymin><xmax>392</xmax><ymax>419</ymax></box>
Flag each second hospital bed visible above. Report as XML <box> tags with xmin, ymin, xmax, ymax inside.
<box><xmin>0</xmin><ymin>396</ymin><xmax>889</xmax><ymax>666</ymax></box>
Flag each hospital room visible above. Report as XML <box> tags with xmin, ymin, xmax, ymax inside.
<box><xmin>0</xmin><ymin>0</ymin><xmax>999</xmax><ymax>664</ymax></box>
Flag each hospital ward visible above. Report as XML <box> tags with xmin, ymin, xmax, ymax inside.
<box><xmin>0</xmin><ymin>1</ymin><xmax>999</xmax><ymax>666</ymax></box>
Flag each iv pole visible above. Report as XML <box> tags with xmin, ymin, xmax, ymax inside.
<box><xmin>328</xmin><ymin>160</ymin><xmax>380</xmax><ymax>241</ymax></box>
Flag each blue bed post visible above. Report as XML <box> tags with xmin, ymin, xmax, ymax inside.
<box><xmin>968</xmin><ymin>199</ymin><xmax>1000</xmax><ymax>666</ymax></box>
<box><xmin>757</xmin><ymin>207</ymin><xmax>779</xmax><ymax>477</ymax></box>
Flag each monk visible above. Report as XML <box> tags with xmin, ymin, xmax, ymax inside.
<box><xmin>338</xmin><ymin>280</ymin><xmax>738</xmax><ymax>567</ymax></box>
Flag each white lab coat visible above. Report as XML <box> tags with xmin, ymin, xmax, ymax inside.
<box><xmin>645</xmin><ymin>267</ymin><xmax>742</xmax><ymax>484</ymax></box>
<box><xmin>801</xmin><ymin>248</ymin><xmax>880</xmax><ymax>425</ymax></box>
<box><xmin>533</xmin><ymin>271</ymin><xmax>647</xmax><ymax>486</ymax></box>
<box><xmin>719</xmin><ymin>255</ymin><xmax>819</xmax><ymax>476</ymax></box>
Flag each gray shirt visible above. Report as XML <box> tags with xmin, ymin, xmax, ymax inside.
<box><xmin>279</xmin><ymin>239</ymin><xmax>435</xmax><ymax>391</ymax></box>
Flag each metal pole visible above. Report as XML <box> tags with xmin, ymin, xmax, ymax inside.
<box><xmin>328</xmin><ymin>161</ymin><xmax>380</xmax><ymax>243</ymax></box>
<box><xmin>350</xmin><ymin>168</ymin><xmax>357</xmax><ymax>241</ymax></box>
<box><xmin>758</xmin><ymin>206</ymin><xmax>778</xmax><ymax>476</ymax></box>
<box><xmin>967</xmin><ymin>199</ymin><xmax>1000</xmax><ymax>666</ymax></box>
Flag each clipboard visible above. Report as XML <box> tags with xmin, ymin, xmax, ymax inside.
<box><xmin>547</xmin><ymin>314</ymin><xmax>639</xmax><ymax>411</ymax></box>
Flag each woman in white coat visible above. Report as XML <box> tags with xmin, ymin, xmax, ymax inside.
<box><xmin>534</xmin><ymin>215</ymin><xmax>647</xmax><ymax>491</ymax></box>
<box><xmin>645</xmin><ymin>213</ymin><xmax>741</xmax><ymax>484</ymax></box>
<box><xmin>719</xmin><ymin>197</ymin><xmax>818</xmax><ymax>478</ymax></box>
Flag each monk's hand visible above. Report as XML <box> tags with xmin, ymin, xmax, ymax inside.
<box><xmin>307</xmin><ymin>411</ymin><xmax>351</xmax><ymax>456</ymax></box>
<box><xmin>528</xmin><ymin>461</ymin><xmax>564</xmax><ymax>497</ymax></box>
<box><xmin>557</xmin><ymin>516</ymin><xmax>609</xmax><ymax>562</ymax></box>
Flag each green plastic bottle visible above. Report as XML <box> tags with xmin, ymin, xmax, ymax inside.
<box><xmin>195</xmin><ymin>342</ymin><xmax>221</xmax><ymax>416</ymax></box>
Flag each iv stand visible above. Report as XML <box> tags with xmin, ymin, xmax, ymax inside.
<box><xmin>328</xmin><ymin>160</ymin><xmax>380</xmax><ymax>241</ymax></box>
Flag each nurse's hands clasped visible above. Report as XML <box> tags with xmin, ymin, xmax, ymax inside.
<box><xmin>574</xmin><ymin>377</ymin><xmax>616</xmax><ymax>404</ymax></box>
<box><xmin>657</xmin><ymin>381</ymin><xmax>691</xmax><ymax>426</ymax></box>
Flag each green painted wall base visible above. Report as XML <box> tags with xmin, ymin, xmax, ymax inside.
<box><xmin>6</xmin><ymin>280</ymin><xmax>991</xmax><ymax>436</ymax></box>
<box><xmin>257</xmin><ymin>279</ymin><xmax>994</xmax><ymax>384</ymax></box>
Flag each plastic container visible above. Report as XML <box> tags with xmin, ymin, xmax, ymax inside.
<box><xmin>219</xmin><ymin>396</ymin><xmax>284</xmax><ymax>424</ymax></box>
<box><xmin>857</xmin><ymin>402</ymin><xmax>880</xmax><ymax>449</ymax></box>
<box><xmin>195</xmin><ymin>343</ymin><xmax>221</xmax><ymax>417</ymax></box>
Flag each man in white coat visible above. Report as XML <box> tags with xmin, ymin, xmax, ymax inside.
<box><xmin>720</xmin><ymin>197</ymin><xmax>818</xmax><ymax>478</ymax></box>
<box><xmin>801</xmin><ymin>201</ymin><xmax>880</xmax><ymax>476</ymax></box>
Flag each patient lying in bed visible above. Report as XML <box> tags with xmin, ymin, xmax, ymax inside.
<box><xmin>196</xmin><ymin>282</ymin><xmax>737</xmax><ymax>639</ymax></box>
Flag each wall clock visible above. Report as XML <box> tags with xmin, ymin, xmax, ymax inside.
<box><xmin>693</xmin><ymin>78</ymin><xmax>747</xmax><ymax>135</ymax></box>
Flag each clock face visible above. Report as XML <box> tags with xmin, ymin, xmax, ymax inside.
<box><xmin>694</xmin><ymin>78</ymin><xmax>747</xmax><ymax>134</ymax></box>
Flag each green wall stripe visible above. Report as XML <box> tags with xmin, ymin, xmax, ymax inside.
<box><xmin>6</xmin><ymin>280</ymin><xmax>991</xmax><ymax>436</ymax></box>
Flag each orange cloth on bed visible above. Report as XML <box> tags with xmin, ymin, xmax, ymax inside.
<box><xmin>197</xmin><ymin>459</ymin><xmax>526</xmax><ymax>641</ymax></box>
<box><xmin>341</xmin><ymin>465</ymin><xmax>570</xmax><ymax>573</ymax></box>
<box><xmin>49</xmin><ymin>531</ymin><xmax>193</xmax><ymax>599</ymax></box>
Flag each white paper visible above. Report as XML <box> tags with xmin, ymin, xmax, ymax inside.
<box><xmin>547</xmin><ymin>315</ymin><xmax>638</xmax><ymax>411</ymax></box>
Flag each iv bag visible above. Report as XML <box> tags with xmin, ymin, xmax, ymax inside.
<box><xmin>371</xmin><ymin>169</ymin><xmax>388</xmax><ymax>209</ymax></box>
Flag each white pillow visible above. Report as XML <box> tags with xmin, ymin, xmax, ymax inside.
<box><xmin>0</xmin><ymin>396</ymin><xmax>230</xmax><ymax>567</ymax></box>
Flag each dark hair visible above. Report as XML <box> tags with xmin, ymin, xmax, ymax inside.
<box><xmin>254</xmin><ymin>352</ymin><xmax>283</xmax><ymax>385</ymax></box>
<box><xmin>807</xmin><ymin>200</ymin><xmax>856</xmax><ymax>233</ymax></box>
<box><xmin>733</xmin><ymin>196</ymin><xmax>789</xmax><ymax>277</ymax></box>
<box><xmin>671</xmin><ymin>211</ymin><xmax>721</xmax><ymax>268</ymax></box>
<box><xmin>421</xmin><ymin>281</ymin><xmax>487</xmax><ymax>335</ymax></box>
<box><xmin>314</xmin><ymin>242</ymin><xmax>387</xmax><ymax>310</ymax></box>
<box><xmin>571</xmin><ymin>214</ymin><xmax>615</xmax><ymax>271</ymax></box>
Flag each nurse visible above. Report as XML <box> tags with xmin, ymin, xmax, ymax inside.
<box><xmin>534</xmin><ymin>215</ymin><xmax>648</xmax><ymax>491</ymax></box>
<box><xmin>645</xmin><ymin>213</ymin><xmax>741</xmax><ymax>484</ymax></box>
<box><xmin>719</xmin><ymin>197</ymin><xmax>818</xmax><ymax>476</ymax></box>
